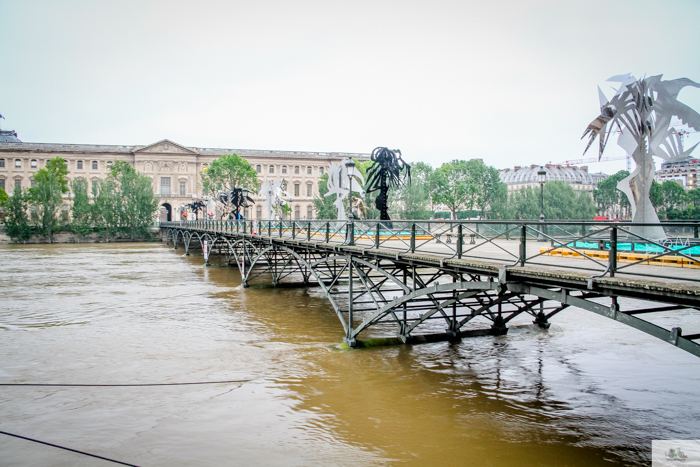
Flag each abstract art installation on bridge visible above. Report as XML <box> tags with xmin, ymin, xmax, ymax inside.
<box><xmin>582</xmin><ymin>74</ymin><xmax>700</xmax><ymax>240</ymax></box>
<box><xmin>261</xmin><ymin>179</ymin><xmax>292</xmax><ymax>220</ymax></box>
<box><xmin>225</xmin><ymin>188</ymin><xmax>255</xmax><ymax>220</ymax></box>
<box><xmin>325</xmin><ymin>158</ymin><xmax>365</xmax><ymax>222</ymax></box>
<box><xmin>365</xmin><ymin>147</ymin><xmax>411</xmax><ymax>221</ymax></box>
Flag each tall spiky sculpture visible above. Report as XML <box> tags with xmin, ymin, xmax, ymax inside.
<box><xmin>365</xmin><ymin>147</ymin><xmax>411</xmax><ymax>221</ymax></box>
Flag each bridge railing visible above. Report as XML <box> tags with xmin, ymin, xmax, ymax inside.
<box><xmin>161</xmin><ymin>219</ymin><xmax>700</xmax><ymax>283</ymax></box>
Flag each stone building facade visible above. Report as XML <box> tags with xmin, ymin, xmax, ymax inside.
<box><xmin>0</xmin><ymin>138</ymin><xmax>369</xmax><ymax>221</ymax></box>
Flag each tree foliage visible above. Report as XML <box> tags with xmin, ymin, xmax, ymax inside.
<box><xmin>4</xmin><ymin>184</ymin><xmax>32</xmax><ymax>242</ymax></box>
<box><xmin>313</xmin><ymin>173</ymin><xmax>338</xmax><ymax>220</ymax></box>
<box><xmin>70</xmin><ymin>178</ymin><xmax>93</xmax><ymax>237</ymax></box>
<box><xmin>393</xmin><ymin>162</ymin><xmax>433</xmax><ymax>219</ymax></box>
<box><xmin>593</xmin><ymin>170</ymin><xmax>630</xmax><ymax>216</ymax></box>
<box><xmin>28</xmin><ymin>157</ymin><xmax>68</xmax><ymax>243</ymax></box>
<box><xmin>201</xmin><ymin>154</ymin><xmax>258</xmax><ymax>218</ymax></box>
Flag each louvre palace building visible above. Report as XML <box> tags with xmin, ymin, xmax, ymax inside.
<box><xmin>0</xmin><ymin>129</ymin><xmax>369</xmax><ymax>221</ymax></box>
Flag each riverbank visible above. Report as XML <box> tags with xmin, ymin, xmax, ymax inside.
<box><xmin>0</xmin><ymin>227</ymin><xmax>160</xmax><ymax>244</ymax></box>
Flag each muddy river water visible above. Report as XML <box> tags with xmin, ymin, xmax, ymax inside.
<box><xmin>1</xmin><ymin>242</ymin><xmax>699</xmax><ymax>466</ymax></box>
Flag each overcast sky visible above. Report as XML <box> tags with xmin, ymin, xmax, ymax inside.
<box><xmin>1</xmin><ymin>0</ymin><xmax>699</xmax><ymax>173</ymax></box>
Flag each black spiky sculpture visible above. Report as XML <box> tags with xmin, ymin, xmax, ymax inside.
<box><xmin>365</xmin><ymin>147</ymin><xmax>411</xmax><ymax>221</ymax></box>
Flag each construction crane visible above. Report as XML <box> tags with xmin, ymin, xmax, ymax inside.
<box><xmin>549</xmin><ymin>155</ymin><xmax>628</xmax><ymax>167</ymax></box>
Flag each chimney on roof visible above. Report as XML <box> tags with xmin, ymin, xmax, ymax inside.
<box><xmin>581</xmin><ymin>166</ymin><xmax>588</xmax><ymax>172</ymax></box>
<box><xmin>514</xmin><ymin>166</ymin><xmax>521</xmax><ymax>170</ymax></box>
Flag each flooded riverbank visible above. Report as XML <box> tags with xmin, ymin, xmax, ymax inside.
<box><xmin>1</xmin><ymin>243</ymin><xmax>699</xmax><ymax>466</ymax></box>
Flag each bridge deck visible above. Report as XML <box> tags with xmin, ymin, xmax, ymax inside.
<box><xmin>161</xmin><ymin>220</ymin><xmax>700</xmax><ymax>357</ymax></box>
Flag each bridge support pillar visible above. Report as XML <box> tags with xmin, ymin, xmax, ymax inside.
<box><xmin>491</xmin><ymin>314</ymin><xmax>508</xmax><ymax>335</ymax></box>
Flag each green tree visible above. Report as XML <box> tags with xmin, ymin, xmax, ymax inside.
<box><xmin>487</xmin><ymin>184</ymin><xmax>514</xmax><ymax>219</ymax></box>
<box><xmin>313</xmin><ymin>173</ymin><xmax>338</xmax><ymax>219</ymax></box>
<box><xmin>4</xmin><ymin>184</ymin><xmax>32</xmax><ymax>242</ymax></box>
<box><xmin>659</xmin><ymin>180</ymin><xmax>687</xmax><ymax>216</ymax></box>
<box><xmin>429</xmin><ymin>160</ymin><xmax>474</xmax><ymax>220</ymax></box>
<box><xmin>649</xmin><ymin>180</ymin><xmax>663</xmax><ymax>211</ymax></box>
<box><xmin>91</xmin><ymin>161</ymin><xmax>159</xmax><ymax>240</ymax></box>
<box><xmin>0</xmin><ymin>187</ymin><xmax>8</xmax><ymax>206</ymax></box>
<box><xmin>394</xmin><ymin>162</ymin><xmax>433</xmax><ymax>219</ymax></box>
<box><xmin>110</xmin><ymin>160</ymin><xmax>160</xmax><ymax>239</ymax></box>
<box><xmin>201</xmin><ymin>154</ymin><xmax>258</xmax><ymax>218</ymax></box>
<box><xmin>688</xmin><ymin>188</ymin><xmax>700</xmax><ymax>208</ymax></box>
<box><xmin>593</xmin><ymin>170</ymin><xmax>630</xmax><ymax>217</ymax></box>
<box><xmin>508</xmin><ymin>182</ymin><xmax>596</xmax><ymax>220</ymax></box>
<box><xmin>92</xmin><ymin>177</ymin><xmax>121</xmax><ymax>239</ymax></box>
<box><xmin>467</xmin><ymin>159</ymin><xmax>504</xmax><ymax>218</ymax></box>
<box><xmin>70</xmin><ymin>177</ymin><xmax>94</xmax><ymax>237</ymax></box>
<box><xmin>28</xmin><ymin>157</ymin><xmax>69</xmax><ymax>243</ymax></box>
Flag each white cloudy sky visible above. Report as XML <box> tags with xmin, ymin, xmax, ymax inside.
<box><xmin>1</xmin><ymin>0</ymin><xmax>699</xmax><ymax>173</ymax></box>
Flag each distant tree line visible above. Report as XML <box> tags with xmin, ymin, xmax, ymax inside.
<box><xmin>594</xmin><ymin>170</ymin><xmax>700</xmax><ymax>220</ymax></box>
<box><xmin>314</xmin><ymin>158</ymin><xmax>598</xmax><ymax>220</ymax></box>
<box><xmin>0</xmin><ymin>158</ymin><xmax>159</xmax><ymax>243</ymax></box>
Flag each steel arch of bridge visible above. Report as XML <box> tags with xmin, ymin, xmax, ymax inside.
<box><xmin>163</xmin><ymin>226</ymin><xmax>700</xmax><ymax>357</ymax></box>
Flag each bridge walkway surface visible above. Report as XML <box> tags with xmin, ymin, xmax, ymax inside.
<box><xmin>161</xmin><ymin>219</ymin><xmax>700</xmax><ymax>357</ymax></box>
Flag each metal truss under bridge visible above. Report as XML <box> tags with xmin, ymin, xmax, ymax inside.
<box><xmin>161</xmin><ymin>219</ymin><xmax>700</xmax><ymax>357</ymax></box>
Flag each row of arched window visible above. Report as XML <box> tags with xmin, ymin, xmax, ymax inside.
<box><xmin>255</xmin><ymin>164</ymin><xmax>325</xmax><ymax>175</ymax></box>
<box><xmin>0</xmin><ymin>158</ymin><xmax>110</xmax><ymax>170</ymax></box>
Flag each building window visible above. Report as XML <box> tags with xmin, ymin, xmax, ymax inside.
<box><xmin>282</xmin><ymin>166</ymin><xmax>287</xmax><ymax>174</ymax></box>
<box><xmin>307</xmin><ymin>205</ymin><xmax>313</xmax><ymax>219</ymax></box>
<box><xmin>243</xmin><ymin>207</ymin><xmax>249</xmax><ymax>218</ymax></box>
<box><xmin>294</xmin><ymin>205</ymin><xmax>300</xmax><ymax>219</ymax></box>
<box><xmin>256</xmin><ymin>165</ymin><xmax>261</xmax><ymax>173</ymax></box>
<box><xmin>92</xmin><ymin>161</ymin><xmax>98</xmax><ymax>170</ymax></box>
<box><xmin>256</xmin><ymin>205</ymin><xmax>262</xmax><ymax>219</ymax></box>
<box><xmin>107</xmin><ymin>161</ymin><xmax>113</xmax><ymax>170</ymax></box>
<box><xmin>0</xmin><ymin>159</ymin><xmax>4</xmax><ymax>168</ymax></box>
<box><xmin>294</xmin><ymin>183</ymin><xmax>300</xmax><ymax>196</ymax></box>
<box><xmin>31</xmin><ymin>179</ymin><xmax>37</xmax><ymax>188</ymax></box>
<box><xmin>15</xmin><ymin>179</ymin><xmax>22</xmax><ymax>189</ymax></box>
<box><xmin>269</xmin><ymin>165</ymin><xmax>275</xmax><ymax>174</ymax></box>
<box><xmin>294</xmin><ymin>166</ymin><xmax>300</xmax><ymax>174</ymax></box>
<box><xmin>306</xmin><ymin>184</ymin><xmax>312</xmax><ymax>197</ymax></box>
<box><xmin>31</xmin><ymin>160</ymin><xmax>37</xmax><ymax>168</ymax></box>
<box><xmin>161</xmin><ymin>177</ymin><xmax>171</xmax><ymax>195</ymax></box>
<box><xmin>319</xmin><ymin>167</ymin><xmax>324</xmax><ymax>175</ymax></box>
<box><xmin>0</xmin><ymin>178</ymin><xmax>4</xmax><ymax>190</ymax></box>
<box><xmin>77</xmin><ymin>160</ymin><xmax>83</xmax><ymax>170</ymax></box>
<box><xmin>307</xmin><ymin>166</ymin><xmax>312</xmax><ymax>175</ymax></box>
<box><xmin>15</xmin><ymin>159</ymin><xmax>21</xmax><ymax>168</ymax></box>
<box><xmin>92</xmin><ymin>180</ymin><xmax>98</xmax><ymax>194</ymax></box>
<box><xmin>179</xmin><ymin>181</ymin><xmax>186</xmax><ymax>196</ymax></box>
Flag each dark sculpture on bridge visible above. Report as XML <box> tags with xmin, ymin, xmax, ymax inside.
<box><xmin>365</xmin><ymin>147</ymin><xmax>411</xmax><ymax>221</ymax></box>
<box><xmin>186</xmin><ymin>200</ymin><xmax>206</xmax><ymax>220</ymax></box>
<box><xmin>225</xmin><ymin>188</ymin><xmax>255</xmax><ymax>220</ymax></box>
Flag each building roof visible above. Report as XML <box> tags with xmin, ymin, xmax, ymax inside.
<box><xmin>499</xmin><ymin>164</ymin><xmax>607</xmax><ymax>185</ymax></box>
<box><xmin>0</xmin><ymin>138</ymin><xmax>371</xmax><ymax>161</ymax></box>
<box><xmin>0</xmin><ymin>130</ymin><xmax>21</xmax><ymax>143</ymax></box>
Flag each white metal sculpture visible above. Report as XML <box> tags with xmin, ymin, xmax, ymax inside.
<box><xmin>325</xmin><ymin>159</ymin><xmax>365</xmax><ymax>221</ymax></box>
<box><xmin>261</xmin><ymin>179</ymin><xmax>293</xmax><ymax>220</ymax></box>
<box><xmin>583</xmin><ymin>74</ymin><xmax>700</xmax><ymax>239</ymax></box>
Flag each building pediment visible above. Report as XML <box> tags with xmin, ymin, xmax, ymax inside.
<box><xmin>135</xmin><ymin>139</ymin><xmax>198</xmax><ymax>155</ymax></box>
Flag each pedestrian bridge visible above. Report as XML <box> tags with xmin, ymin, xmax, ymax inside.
<box><xmin>160</xmin><ymin>219</ymin><xmax>700</xmax><ymax>357</ymax></box>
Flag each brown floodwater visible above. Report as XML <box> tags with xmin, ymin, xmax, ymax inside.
<box><xmin>1</xmin><ymin>242</ymin><xmax>699</xmax><ymax>466</ymax></box>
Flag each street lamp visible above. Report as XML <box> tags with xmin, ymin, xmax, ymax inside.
<box><xmin>345</xmin><ymin>159</ymin><xmax>356</xmax><ymax>246</ymax></box>
<box><xmin>345</xmin><ymin>160</ymin><xmax>356</xmax><ymax>219</ymax></box>
<box><xmin>537</xmin><ymin>167</ymin><xmax>547</xmax><ymax>241</ymax></box>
